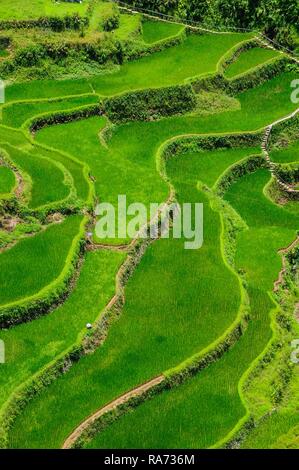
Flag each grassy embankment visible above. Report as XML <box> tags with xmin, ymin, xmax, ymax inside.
<box><xmin>0</xmin><ymin>144</ymin><xmax>69</xmax><ymax>208</ymax></box>
<box><xmin>224</xmin><ymin>47</ymin><xmax>281</xmax><ymax>79</ymax></box>
<box><xmin>0</xmin><ymin>166</ymin><xmax>15</xmax><ymax>195</ymax></box>
<box><xmin>142</xmin><ymin>19</ymin><xmax>184</xmax><ymax>44</ymax></box>
<box><xmin>3</xmin><ymin>32</ymin><xmax>254</xmax><ymax>102</ymax></box>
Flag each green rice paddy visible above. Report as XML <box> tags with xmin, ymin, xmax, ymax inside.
<box><xmin>225</xmin><ymin>47</ymin><xmax>281</xmax><ymax>78</ymax></box>
<box><xmin>0</xmin><ymin>166</ymin><xmax>15</xmax><ymax>195</ymax></box>
<box><xmin>0</xmin><ymin>8</ymin><xmax>298</xmax><ymax>451</ymax></box>
<box><xmin>142</xmin><ymin>20</ymin><xmax>184</xmax><ymax>44</ymax></box>
<box><xmin>83</xmin><ymin>169</ymin><xmax>298</xmax><ymax>449</ymax></box>
<box><xmin>0</xmin><ymin>215</ymin><xmax>82</xmax><ymax>306</ymax></box>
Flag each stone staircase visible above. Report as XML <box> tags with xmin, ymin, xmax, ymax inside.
<box><xmin>261</xmin><ymin>115</ymin><xmax>299</xmax><ymax>194</ymax></box>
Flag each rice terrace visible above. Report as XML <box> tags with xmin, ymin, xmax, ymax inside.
<box><xmin>0</xmin><ymin>0</ymin><xmax>298</xmax><ymax>457</ymax></box>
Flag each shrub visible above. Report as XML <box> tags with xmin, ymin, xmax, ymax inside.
<box><xmin>14</xmin><ymin>45</ymin><xmax>46</xmax><ymax>67</ymax></box>
<box><xmin>102</xmin><ymin>10</ymin><xmax>120</xmax><ymax>32</ymax></box>
<box><xmin>29</xmin><ymin>105</ymin><xmax>103</xmax><ymax>134</ymax></box>
<box><xmin>163</xmin><ymin>133</ymin><xmax>262</xmax><ymax>159</ymax></box>
<box><xmin>104</xmin><ymin>84</ymin><xmax>197</xmax><ymax>122</ymax></box>
<box><xmin>0</xmin><ymin>14</ymin><xmax>89</xmax><ymax>32</ymax></box>
<box><xmin>123</xmin><ymin>0</ymin><xmax>299</xmax><ymax>47</ymax></box>
<box><xmin>215</xmin><ymin>154</ymin><xmax>266</xmax><ymax>196</ymax></box>
<box><xmin>0</xmin><ymin>37</ymin><xmax>10</xmax><ymax>49</ymax></box>
<box><xmin>192</xmin><ymin>56</ymin><xmax>291</xmax><ymax>95</ymax></box>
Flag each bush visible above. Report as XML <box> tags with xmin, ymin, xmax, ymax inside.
<box><xmin>192</xmin><ymin>56</ymin><xmax>290</xmax><ymax>95</ymax></box>
<box><xmin>28</xmin><ymin>104</ymin><xmax>103</xmax><ymax>134</ymax></box>
<box><xmin>0</xmin><ymin>37</ymin><xmax>10</xmax><ymax>49</ymax></box>
<box><xmin>14</xmin><ymin>45</ymin><xmax>46</xmax><ymax>67</ymax></box>
<box><xmin>102</xmin><ymin>10</ymin><xmax>120</xmax><ymax>32</ymax></box>
<box><xmin>163</xmin><ymin>133</ymin><xmax>262</xmax><ymax>160</ymax></box>
<box><xmin>104</xmin><ymin>84</ymin><xmax>197</xmax><ymax>122</ymax></box>
<box><xmin>0</xmin><ymin>14</ymin><xmax>89</xmax><ymax>32</ymax></box>
<box><xmin>215</xmin><ymin>154</ymin><xmax>266</xmax><ymax>196</ymax></box>
<box><xmin>123</xmin><ymin>0</ymin><xmax>299</xmax><ymax>47</ymax></box>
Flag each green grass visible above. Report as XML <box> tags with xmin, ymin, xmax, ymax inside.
<box><xmin>0</xmin><ymin>215</ymin><xmax>82</xmax><ymax>306</ymax></box>
<box><xmin>242</xmin><ymin>411</ymin><xmax>299</xmax><ymax>448</ymax></box>
<box><xmin>225</xmin><ymin>170</ymin><xmax>297</xmax><ymax>230</ymax></box>
<box><xmin>0</xmin><ymin>25</ymin><xmax>298</xmax><ymax>450</ymax></box>
<box><xmin>7</xmin><ymin>146</ymin><xmax>252</xmax><ymax>448</ymax></box>
<box><xmin>0</xmin><ymin>249</ymin><xmax>124</xmax><ymax>410</ymax></box>
<box><xmin>30</xmin><ymin>144</ymin><xmax>90</xmax><ymax>203</ymax></box>
<box><xmin>34</xmin><ymin>71</ymin><xmax>298</xmax><ymax>239</ymax></box>
<box><xmin>82</xmin><ymin>169</ymin><xmax>298</xmax><ymax>449</ymax></box>
<box><xmin>88</xmin><ymin>0</ymin><xmax>117</xmax><ymax>32</ymax></box>
<box><xmin>142</xmin><ymin>20</ymin><xmax>184</xmax><ymax>44</ymax></box>
<box><xmin>168</xmin><ymin>147</ymin><xmax>261</xmax><ymax>189</ymax></box>
<box><xmin>4</xmin><ymin>79</ymin><xmax>91</xmax><ymax>103</ymax></box>
<box><xmin>0</xmin><ymin>165</ymin><xmax>15</xmax><ymax>194</ymax></box>
<box><xmin>270</xmin><ymin>140</ymin><xmax>299</xmax><ymax>163</ymax></box>
<box><xmin>114</xmin><ymin>13</ymin><xmax>142</xmax><ymax>41</ymax></box>
<box><xmin>0</xmin><ymin>144</ymin><xmax>69</xmax><ymax>208</ymax></box>
<box><xmin>241</xmin><ymin>369</ymin><xmax>299</xmax><ymax>448</ymax></box>
<box><xmin>1</xmin><ymin>95</ymin><xmax>99</xmax><ymax>129</ymax></box>
<box><xmin>0</xmin><ymin>49</ymin><xmax>9</xmax><ymax>58</ymax></box>
<box><xmin>224</xmin><ymin>47</ymin><xmax>281</xmax><ymax>79</ymax></box>
<box><xmin>3</xmin><ymin>32</ymin><xmax>252</xmax><ymax>102</ymax></box>
<box><xmin>90</xmin><ymin>33</ymin><xmax>253</xmax><ymax>95</ymax></box>
<box><xmin>0</xmin><ymin>0</ymin><xmax>89</xmax><ymax>21</ymax></box>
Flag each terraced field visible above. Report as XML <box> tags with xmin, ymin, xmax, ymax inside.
<box><xmin>0</xmin><ymin>0</ymin><xmax>298</xmax><ymax>451</ymax></box>
<box><xmin>0</xmin><ymin>0</ymin><xmax>89</xmax><ymax>20</ymax></box>
<box><xmin>0</xmin><ymin>166</ymin><xmax>15</xmax><ymax>195</ymax></box>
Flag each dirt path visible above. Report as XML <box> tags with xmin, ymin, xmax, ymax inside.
<box><xmin>86</xmin><ymin>188</ymin><xmax>176</xmax><ymax>253</ymax></box>
<box><xmin>86</xmin><ymin>242</ymin><xmax>129</xmax><ymax>252</ymax></box>
<box><xmin>62</xmin><ymin>374</ymin><xmax>165</xmax><ymax>449</ymax></box>
<box><xmin>262</xmin><ymin>109</ymin><xmax>299</xmax><ymax>195</ymax></box>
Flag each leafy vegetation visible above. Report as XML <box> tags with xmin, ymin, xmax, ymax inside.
<box><xmin>8</xmin><ymin>150</ymin><xmax>246</xmax><ymax>448</ymax></box>
<box><xmin>0</xmin><ymin>144</ymin><xmax>69</xmax><ymax>208</ymax></box>
<box><xmin>1</xmin><ymin>94</ymin><xmax>99</xmax><ymax>128</ymax></box>
<box><xmin>126</xmin><ymin>0</ymin><xmax>299</xmax><ymax>47</ymax></box>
